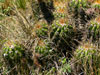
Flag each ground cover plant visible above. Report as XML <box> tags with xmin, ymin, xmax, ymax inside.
<box><xmin>0</xmin><ymin>0</ymin><xmax>100</xmax><ymax>75</ymax></box>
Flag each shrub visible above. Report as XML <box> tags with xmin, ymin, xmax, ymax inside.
<box><xmin>71</xmin><ymin>43</ymin><xmax>100</xmax><ymax>75</ymax></box>
<box><xmin>88</xmin><ymin>21</ymin><xmax>100</xmax><ymax>43</ymax></box>
<box><xmin>3</xmin><ymin>44</ymin><xmax>24</xmax><ymax>61</ymax></box>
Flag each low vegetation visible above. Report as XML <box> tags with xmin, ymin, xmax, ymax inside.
<box><xmin>0</xmin><ymin>0</ymin><xmax>100</xmax><ymax>75</ymax></box>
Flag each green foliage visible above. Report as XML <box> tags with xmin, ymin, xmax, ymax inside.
<box><xmin>0</xmin><ymin>0</ymin><xmax>100</xmax><ymax>75</ymax></box>
<box><xmin>0</xmin><ymin>0</ymin><xmax>5</xmax><ymax>3</ymax></box>
<box><xmin>75</xmin><ymin>46</ymin><xmax>96</xmax><ymax>59</ymax></box>
<box><xmin>69</xmin><ymin>0</ymin><xmax>88</xmax><ymax>11</ymax></box>
<box><xmin>57</xmin><ymin>57</ymin><xmax>71</xmax><ymax>73</ymax></box>
<box><xmin>93</xmin><ymin>3</ymin><xmax>100</xmax><ymax>9</ymax></box>
<box><xmin>62</xmin><ymin>63</ymin><xmax>71</xmax><ymax>73</ymax></box>
<box><xmin>16</xmin><ymin>0</ymin><xmax>26</xmax><ymax>9</ymax></box>
<box><xmin>36</xmin><ymin>24</ymin><xmax>48</xmax><ymax>37</ymax></box>
<box><xmin>73</xmin><ymin>44</ymin><xmax>100</xmax><ymax>75</ymax></box>
<box><xmin>0</xmin><ymin>6</ymin><xmax>3</xmax><ymax>13</ymax></box>
<box><xmin>51</xmin><ymin>23</ymin><xmax>73</xmax><ymax>39</ymax></box>
<box><xmin>0</xmin><ymin>1</ymin><xmax>12</xmax><ymax>16</ymax></box>
<box><xmin>3</xmin><ymin>44</ymin><xmax>24</xmax><ymax>60</ymax></box>
<box><xmin>35</xmin><ymin>43</ymin><xmax>52</xmax><ymax>55</ymax></box>
<box><xmin>3</xmin><ymin>6</ymin><xmax>11</xmax><ymax>15</ymax></box>
<box><xmin>61</xmin><ymin>58</ymin><xmax>66</xmax><ymax>64</ymax></box>
<box><xmin>54</xmin><ymin>13</ymin><xmax>66</xmax><ymax>18</ymax></box>
<box><xmin>88</xmin><ymin>22</ymin><xmax>100</xmax><ymax>41</ymax></box>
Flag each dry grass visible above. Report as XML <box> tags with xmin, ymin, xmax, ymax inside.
<box><xmin>0</xmin><ymin>0</ymin><xmax>100</xmax><ymax>75</ymax></box>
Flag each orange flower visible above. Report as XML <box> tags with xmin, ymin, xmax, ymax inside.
<box><xmin>35</xmin><ymin>24</ymin><xmax>41</xmax><ymax>29</ymax></box>
<box><xmin>59</xmin><ymin>18</ymin><xmax>66</xmax><ymax>26</ymax></box>
<box><xmin>54</xmin><ymin>1</ymin><xmax>59</xmax><ymax>6</ymax></box>
<box><xmin>38</xmin><ymin>40</ymin><xmax>45</xmax><ymax>46</ymax></box>
<box><xmin>4</xmin><ymin>40</ymin><xmax>13</xmax><ymax>47</ymax></box>
<box><xmin>58</xmin><ymin>8</ymin><xmax>65</xmax><ymax>13</ymax></box>
<box><xmin>88</xmin><ymin>0</ymin><xmax>94</xmax><ymax>3</ymax></box>
<box><xmin>59</xmin><ymin>18</ymin><xmax>65</xmax><ymax>24</ymax></box>
<box><xmin>84</xmin><ymin>44</ymin><xmax>89</xmax><ymax>49</ymax></box>
<box><xmin>94</xmin><ymin>0</ymin><xmax>100</xmax><ymax>4</ymax></box>
<box><xmin>54</xmin><ymin>1</ymin><xmax>64</xmax><ymax>7</ymax></box>
<box><xmin>83</xmin><ymin>43</ymin><xmax>94</xmax><ymax>50</ymax></box>
<box><xmin>95</xmin><ymin>16</ymin><xmax>100</xmax><ymax>24</ymax></box>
